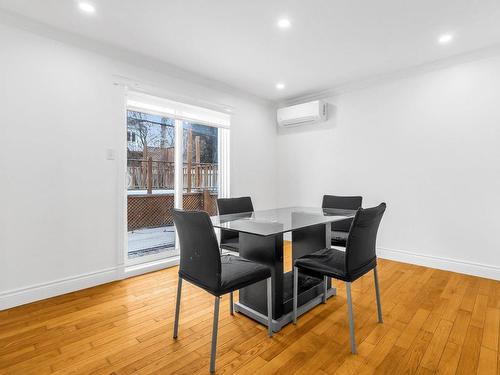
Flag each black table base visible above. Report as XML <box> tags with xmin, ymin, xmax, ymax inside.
<box><xmin>236</xmin><ymin>223</ymin><xmax>334</xmax><ymax>332</ymax></box>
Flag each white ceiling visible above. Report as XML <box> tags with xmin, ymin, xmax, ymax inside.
<box><xmin>1</xmin><ymin>0</ymin><xmax>500</xmax><ymax>100</ymax></box>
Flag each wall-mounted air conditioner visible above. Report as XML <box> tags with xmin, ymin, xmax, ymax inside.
<box><xmin>277</xmin><ymin>100</ymin><xmax>328</xmax><ymax>127</ymax></box>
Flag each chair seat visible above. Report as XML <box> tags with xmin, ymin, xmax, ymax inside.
<box><xmin>294</xmin><ymin>248</ymin><xmax>376</xmax><ymax>282</ymax></box>
<box><xmin>331</xmin><ymin>230</ymin><xmax>348</xmax><ymax>247</ymax></box>
<box><xmin>218</xmin><ymin>255</ymin><xmax>271</xmax><ymax>295</ymax></box>
<box><xmin>220</xmin><ymin>237</ymin><xmax>239</xmax><ymax>252</ymax></box>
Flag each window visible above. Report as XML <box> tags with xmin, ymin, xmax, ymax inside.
<box><xmin>125</xmin><ymin>92</ymin><xmax>230</xmax><ymax>264</ymax></box>
<box><xmin>127</xmin><ymin>131</ymin><xmax>136</xmax><ymax>142</ymax></box>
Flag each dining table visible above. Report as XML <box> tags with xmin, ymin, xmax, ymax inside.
<box><xmin>211</xmin><ymin>206</ymin><xmax>356</xmax><ymax>332</ymax></box>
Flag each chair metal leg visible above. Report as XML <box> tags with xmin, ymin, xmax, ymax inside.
<box><xmin>293</xmin><ymin>266</ymin><xmax>298</xmax><ymax>324</ymax></box>
<box><xmin>173</xmin><ymin>277</ymin><xmax>182</xmax><ymax>339</ymax></box>
<box><xmin>230</xmin><ymin>292</ymin><xmax>234</xmax><ymax>316</ymax></box>
<box><xmin>266</xmin><ymin>277</ymin><xmax>273</xmax><ymax>337</ymax></box>
<box><xmin>210</xmin><ymin>296</ymin><xmax>220</xmax><ymax>373</ymax></box>
<box><xmin>323</xmin><ymin>276</ymin><xmax>328</xmax><ymax>304</ymax></box>
<box><xmin>346</xmin><ymin>282</ymin><xmax>357</xmax><ymax>354</ymax></box>
<box><xmin>373</xmin><ymin>267</ymin><xmax>383</xmax><ymax>323</ymax></box>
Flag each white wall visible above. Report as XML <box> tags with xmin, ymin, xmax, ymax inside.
<box><xmin>277</xmin><ymin>56</ymin><xmax>500</xmax><ymax>280</ymax></box>
<box><xmin>0</xmin><ymin>21</ymin><xmax>277</xmax><ymax>309</ymax></box>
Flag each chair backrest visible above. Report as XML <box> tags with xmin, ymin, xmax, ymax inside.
<box><xmin>217</xmin><ymin>196</ymin><xmax>254</xmax><ymax>215</ymax></box>
<box><xmin>345</xmin><ymin>203</ymin><xmax>386</xmax><ymax>274</ymax></box>
<box><xmin>172</xmin><ymin>209</ymin><xmax>221</xmax><ymax>291</ymax></box>
<box><xmin>322</xmin><ymin>195</ymin><xmax>363</xmax><ymax>232</ymax></box>
<box><xmin>217</xmin><ymin>197</ymin><xmax>254</xmax><ymax>241</ymax></box>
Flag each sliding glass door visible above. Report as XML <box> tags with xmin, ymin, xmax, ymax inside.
<box><xmin>125</xmin><ymin>92</ymin><xmax>229</xmax><ymax>265</ymax></box>
<box><xmin>126</xmin><ymin>110</ymin><xmax>178</xmax><ymax>263</ymax></box>
<box><xmin>181</xmin><ymin>121</ymin><xmax>219</xmax><ymax>214</ymax></box>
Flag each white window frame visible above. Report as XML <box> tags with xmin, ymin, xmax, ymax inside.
<box><xmin>124</xmin><ymin>91</ymin><xmax>231</xmax><ymax>270</ymax></box>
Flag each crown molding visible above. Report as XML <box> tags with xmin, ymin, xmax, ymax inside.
<box><xmin>2</xmin><ymin>7</ymin><xmax>500</xmax><ymax>110</ymax></box>
<box><xmin>0</xmin><ymin>8</ymin><xmax>271</xmax><ymax>106</ymax></box>
<box><xmin>279</xmin><ymin>43</ymin><xmax>500</xmax><ymax>107</ymax></box>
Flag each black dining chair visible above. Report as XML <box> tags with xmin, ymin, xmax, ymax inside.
<box><xmin>172</xmin><ymin>209</ymin><xmax>272</xmax><ymax>373</ymax></box>
<box><xmin>322</xmin><ymin>195</ymin><xmax>363</xmax><ymax>247</ymax></box>
<box><xmin>216</xmin><ymin>196</ymin><xmax>254</xmax><ymax>252</ymax></box>
<box><xmin>292</xmin><ymin>203</ymin><xmax>386</xmax><ymax>354</ymax></box>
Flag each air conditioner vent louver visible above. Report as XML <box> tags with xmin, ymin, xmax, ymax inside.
<box><xmin>277</xmin><ymin>100</ymin><xmax>328</xmax><ymax>128</ymax></box>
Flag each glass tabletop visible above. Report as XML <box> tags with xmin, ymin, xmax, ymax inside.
<box><xmin>211</xmin><ymin>206</ymin><xmax>356</xmax><ymax>236</ymax></box>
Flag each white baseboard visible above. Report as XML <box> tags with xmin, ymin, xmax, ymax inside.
<box><xmin>0</xmin><ymin>266</ymin><xmax>124</xmax><ymax>311</ymax></box>
<box><xmin>377</xmin><ymin>247</ymin><xmax>500</xmax><ymax>281</ymax></box>
<box><xmin>0</xmin><ymin>256</ymin><xmax>181</xmax><ymax>311</ymax></box>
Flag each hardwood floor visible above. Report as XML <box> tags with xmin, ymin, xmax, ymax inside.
<box><xmin>1</xmin><ymin>243</ymin><xmax>498</xmax><ymax>374</ymax></box>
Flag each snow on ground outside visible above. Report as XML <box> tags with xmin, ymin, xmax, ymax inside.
<box><xmin>128</xmin><ymin>226</ymin><xmax>176</xmax><ymax>258</ymax></box>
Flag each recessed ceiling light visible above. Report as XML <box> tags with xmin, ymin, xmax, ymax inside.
<box><xmin>276</xmin><ymin>82</ymin><xmax>285</xmax><ymax>90</ymax></box>
<box><xmin>78</xmin><ymin>2</ymin><xmax>95</xmax><ymax>14</ymax></box>
<box><xmin>277</xmin><ymin>18</ymin><xmax>291</xmax><ymax>29</ymax></box>
<box><xmin>438</xmin><ymin>33</ymin><xmax>453</xmax><ymax>44</ymax></box>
